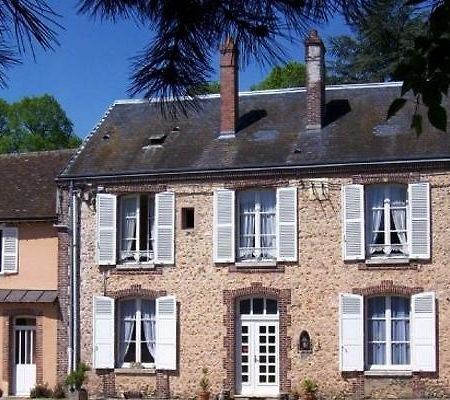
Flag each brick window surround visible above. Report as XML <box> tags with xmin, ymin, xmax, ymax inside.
<box><xmin>352</xmin><ymin>280</ymin><xmax>423</xmax><ymax>296</ymax></box>
<box><xmin>223</xmin><ymin>282</ymin><xmax>291</xmax><ymax>395</ymax></box>
<box><xmin>2</xmin><ymin>308</ymin><xmax>44</xmax><ymax>395</ymax></box>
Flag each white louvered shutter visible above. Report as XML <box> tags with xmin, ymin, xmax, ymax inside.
<box><xmin>156</xmin><ymin>296</ymin><xmax>177</xmax><ymax>370</ymax></box>
<box><xmin>408</xmin><ymin>183</ymin><xmax>430</xmax><ymax>259</ymax></box>
<box><xmin>93</xmin><ymin>296</ymin><xmax>115</xmax><ymax>369</ymax></box>
<box><xmin>412</xmin><ymin>292</ymin><xmax>436</xmax><ymax>372</ymax></box>
<box><xmin>213</xmin><ymin>189</ymin><xmax>235</xmax><ymax>263</ymax></box>
<box><xmin>277</xmin><ymin>187</ymin><xmax>298</xmax><ymax>262</ymax></box>
<box><xmin>342</xmin><ymin>185</ymin><xmax>365</xmax><ymax>260</ymax></box>
<box><xmin>339</xmin><ymin>293</ymin><xmax>364</xmax><ymax>371</ymax></box>
<box><xmin>1</xmin><ymin>227</ymin><xmax>18</xmax><ymax>273</ymax></box>
<box><xmin>97</xmin><ymin>194</ymin><xmax>117</xmax><ymax>265</ymax></box>
<box><xmin>155</xmin><ymin>192</ymin><xmax>175</xmax><ymax>264</ymax></box>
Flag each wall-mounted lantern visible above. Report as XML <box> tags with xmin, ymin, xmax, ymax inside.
<box><xmin>299</xmin><ymin>330</ymin><xmax>312</xmax><ymax>352</ymax></box>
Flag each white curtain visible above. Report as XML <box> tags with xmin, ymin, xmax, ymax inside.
<box><xmin>141</xmin><ymin>300</ymin><xmax>156</xmax><ymax>359</ymax></box>
<box><xmin>148</xmin><ymin>198</ymin><xmax>155</xmax><ymax>252</ymax></box>
<box><xmin>122</xmin><ymin>197</ymin><xmax>137</xmax><ymax>254</ymax></box>
<box><xmin>260</xmin><ymin>191</ymin><xmax>276</xmax><ymax>259</ymax></box>
<box><xmin>390</xmin><ymin>187</ymin><xmax>408</xmax><ymax>254</ymax></box>
<box><xmin>367</xmin><ymin>187</ymin><xmax>385</xmax><ymax>254</ymax></box>
<box><xmin>119</xmin><ymin>300</ymin><xmax>136</xmax><ymax>364</ymax></box>
<box><xmin>239</xmin><ymin>192</ymin><xmax>255</xmax><ymax>259</ymax></box>
<box><xmin>391</xmin><ymin>297</ymin><xmax>410</xmax><ymax>365</ymax></box>
<box><xmin>368</xmin><ymin>297</ymin><xmax>386</xmax><ymax>365</ymax></box>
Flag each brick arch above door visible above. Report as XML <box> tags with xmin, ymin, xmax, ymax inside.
<box><xmin>223</xmin><ymin>282</ymin><xmax>291</xmax><ymax>395</ymax></box>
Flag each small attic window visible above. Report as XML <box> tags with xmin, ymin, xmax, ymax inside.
<box><xmin>143</xmin><ymin>133</ymin><xmax>167</xmax><ymax>148</ymax></box>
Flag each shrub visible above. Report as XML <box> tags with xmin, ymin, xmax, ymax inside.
<box><xmin>52</xmin><ymin>383</ymin><xmax>66</xmax><ymax>399</ymax></box>
<box><xmin>199</xmin><ymin>367</ymin><xmax>210</xmax><ymax>392</ymax></box>
<box><xmin>302</xmin><ymin>379</ymin><xmax>318</xmax><ymax>394</ymax></box>
<box><xmin>30</xmin><ymin>383</ymin><xmax>53</xmax><ymax>398</ymax></box>
<box><xmin>65</xmin><ymin>362</ymin><xmax>90</xmax><ymax>391</ymax></box>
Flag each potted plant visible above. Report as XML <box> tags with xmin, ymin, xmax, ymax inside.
<box><xmin>65</xmin><ymin>362</ymin><xmax>90</xmax><ymax>400</ymax></box>
<box><xmin>197</xmin><ymin>367</ymin><xmax>210</xmax><ymax>400</ymax></box>
<box><xmin>302</xmin><ymin>379</ymin><xmax>318</xmax><ymax>400</ymax></box>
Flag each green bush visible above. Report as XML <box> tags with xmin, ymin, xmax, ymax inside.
<box><xmin>302</xmin><ymin>379</ymin><xmax>318</xmax><ymax>394</ymax></box>
<box><xmin>30</xmin><ymin>383</ymin><xmax>53</xmax><ymax>398</ymax></box>
<box><xmin>65</xmin><ymin>362</ymin><xmax>90</xmax><ymax>391</ymax></box>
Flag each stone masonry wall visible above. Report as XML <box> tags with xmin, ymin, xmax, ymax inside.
<box><xmin>75</xmin><ymin>172</ymin><xmax>450</xmax><ymax>399</ymax></box>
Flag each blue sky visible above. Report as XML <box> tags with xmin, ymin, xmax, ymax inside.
<box><xmin>0</xmin><ymin>3</ymin><xmax>349</xmax><ymax>139</ymax></box>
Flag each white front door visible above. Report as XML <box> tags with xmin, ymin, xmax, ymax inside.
<box><xmin>237</xmin><ymin>298</ymin><xmax>279</xmax><ymax>397</ymax></box>
<box><xmin>14</xmin><ymin>318</ymin><xmax>36</xmax><ymax>396</ymax></box>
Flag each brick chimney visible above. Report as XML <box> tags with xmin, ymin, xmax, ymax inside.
<box><xmin>220</xmin><ymin>38</ymin><xmax>239</xmax><ymax>137</ymax></box>
<box><xmin>305</xmin><ymin>30</ymin><xmax>326</xmax><ymax>130</ymax></box>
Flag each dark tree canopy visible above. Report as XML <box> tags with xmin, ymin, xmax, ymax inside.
<box><xmin>328</xmin><ymin>0</ymin><xmax>427</xmax><ymax>84</ymax></box>
<box><xmin>0</xmin><ymin>94</ymin><xmax>81</xmax><ymax>153</ymax></box>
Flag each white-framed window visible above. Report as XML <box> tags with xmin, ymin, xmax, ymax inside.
<box><xmin>237</xmin><ymin>190</ymin><xmax>277</xmax><ymax>262</ymax></box>
<box><xmin>342</xmin><ymin>183</ymin><xmax>430</xmax><ymax>261</ymax></box>
<box><xmin>119</xmin><ymin>195</ymin><xmax>155</xmax><ymax>263</ymax></box>
<box><xmin>118</xmin><ymin>298</ymin><xmax>156</xmax><ymax>368</ymax></box>
<box><xmin>366</xmin><ymin>296</ymin><xmax>410</xmax><ymax>369</ymax></box>
<box><xmin>366</xmin><ymin>185</ymin><xmax>408</xmax><ymax>258</ymax></box>
<box><xmin>339</xmin><ymin>292</ymin><xmax>436</xmax><ymax>373</ymax></box>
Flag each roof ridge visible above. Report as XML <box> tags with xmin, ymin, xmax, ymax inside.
<box><xmin>59</xmin><ymin>102</ymin><xmax>118</xmax><ymax>177</ymax></box>
<box><xmin>0</xmin><ymin>148</ymin><xmax>75</xmax><ymax>159</ymax></box>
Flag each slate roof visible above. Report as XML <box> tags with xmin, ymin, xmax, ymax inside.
<box><xmin>0</xmin><ymin>149</ymin><xmax>74</xmax><ymax>221</ymax></box>
<box><xmin>0</xmin><ymin>289</ymin><xmax>57</xmax><ymax>303</ymax></box>
<box><xmin>61</xmin><ymin>82</ymin><xmax>450</xmax><ymax>179</ymax></box>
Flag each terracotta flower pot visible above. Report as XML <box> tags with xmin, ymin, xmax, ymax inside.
<box><xmin>197</xmin><ymin>390</ymin><xmax>210</xmax><ymax>400</ymax></box>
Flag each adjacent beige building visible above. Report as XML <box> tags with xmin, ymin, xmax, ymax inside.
<box><xmin>58</xmin><ymin>32</ymin><xmax>450</xmax><ymax>399</ymax></box>
<box><xmin>0</xmin><ymin>150</ymin><xmax>73</xmax><ymax>396</ymax></box>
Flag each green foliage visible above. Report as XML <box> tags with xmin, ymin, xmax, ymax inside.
<box><xmin>302</xmin><ymin>378</ymin><xmax>318</xmax><ymax>394</ymax></box>
<box><xmin>389</xmin><ymin>0</ymin><xmax>450</xmax><ymax>133</ymax></box>
<box><xmin>188</xmin><ymin>81</ymin><xmax>221</xmax><ymax>96</ymax></box>
<box><xmin>52</xmin><ymin>383</ymin><xmax>66</xmax><ymax>399</ymax></box>
<box><xmin>0</xmin><ymin>94</ymin><xmax>81</xmax><ymax>154</ymax></box>
<box><xmin>65</xmin><ymin>362</ymin><xmax>90</xmax><ymax>391</ymax></box>
<box><xmin>250</xmin><ymin>62</ymin><xmax>306</xmax><ymax>91</ymax></box>
<box><xmin>199</xmin><ymin>367</ymin><xmax>210</xmax><ymax>392</ymax></box>
<box><xmin>30</xmin><ymin>383</ymin><xmax>53</xmax><ymax>398</ymax></box>
<box><xmin>328</xmin><ymin>0</ymin><xmax>427</xmax><ymax>84</ymax></box>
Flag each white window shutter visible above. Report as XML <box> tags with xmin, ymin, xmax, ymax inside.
<box><xmin>342</xmin><ymin>185</ymin><xmax>365</xmax><ymax>260</ymax></box>
<box><xmin>412</xmin><ymin>292</ymin><xmax>436</xmax><ymax>372</ymax></box>
<box><xmin>155</xmin><ymin>192</ymin><xmax>175</xmax><ymax>265</ymax></box>
<box><xmin>96</xmin><ymin>194</ymin><xmax>117</xmax><ymax>265</ymax></box>
<box><xmin>93</xmin><ymin>296</ymin><xmax>115</xmax><ymax>369</ymax></box>
<box><xmin>276</xmin><ymin>187</ymin><xmax>298</xmax><ymax>262</ymax></box>
<box><xmin>408</xmin><ymin>183</ymin><xmax>430</xmax><ymax>259</ymax></box>
<box><xmin>339</xmin><ymin>293</ymin><xmax>364</xmax><ymax>371</ymax></box>
<box><xmin>213</xmin><ymin>189</ymin><xmax>235</xmax><ymax>263</ymax></box>
<box><xmin>1</xmin><ymin>227</ymin><xmax>18</xmax><ymax>273</ymax></box>
<box><xmin>156</xmin><ymin>296</ymin><xmax>177</xmax><ymax>370</ymax></box>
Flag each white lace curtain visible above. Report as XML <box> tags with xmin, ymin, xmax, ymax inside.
<box><xmin>141</xmin><ymin>300</ymin><xmax>156</xmax><ymax>360</ymax></box>
<box><xmin>119</xmin><ymin>300</ymin><xmax>136</xmax><ymax>364</ymax></box>
<box><xmin>121</xmin><ymin>197</ymin><xmax>137</xmax><ymax>253</ymax></box>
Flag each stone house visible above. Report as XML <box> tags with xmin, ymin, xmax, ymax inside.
<box><xmin>0</xmin><ymin>150</ymin><xmax>73</xmax><ymax>396</ymax></box>
<box><xmin>58</xmin><ymin>31</ymin><xmax>450</xmax><ymax>399</ymax></box>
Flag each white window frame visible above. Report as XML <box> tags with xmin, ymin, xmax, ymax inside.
<box><xmin>365</xmin><ymin>295</ymin><xmax>411</xmax><ymax>371</ymax></box>
<box><xmin>118</xmin><ymin>298</ymin><xmax>156</xmax><ymax>369</ymax></box>
<box><xmin>366</xmin><ymin>185</ymin><xmax>409</xmax><ymax>260</ymax></box>
<box><xmin>237</xmin><ymin>190</ymin><xmax>277</xmax><ymax>262</ymax></box>
<box><xmin>119</xmin><ymin>194</ymin><xmax>155</xmax><ymax>264</ymax></box>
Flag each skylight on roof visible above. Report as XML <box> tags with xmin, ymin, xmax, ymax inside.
<box><xmin>142</xmin><ymin>133</ymin><xmax>167</xmax><ymax>148</ymax></box>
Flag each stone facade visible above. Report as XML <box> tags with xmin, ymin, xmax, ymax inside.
<box><xmin>73</xmin><ymin>170</ymin><xmax>450</xmax><ymax>399</ymax></box>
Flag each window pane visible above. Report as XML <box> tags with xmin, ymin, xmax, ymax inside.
<box><xmin>368</xmin><ymin>297</ymin><xmax>385</xmax><ymax>318</ymax></box>
<box><xmin>391</xmin><ymin>297</ymin><xmax>410</xmax><ymax>318</ymax></box>
<box><xmin>368</xmin><ymin>343</ymin><xmax>386</xmax><ymax>365</ymax></box>
<box><xmin>266</xmin><ymin>299</ymin><xmax>278</xmax><ymax>314</ymax></box>
<box><xmin>368</xmin><ymin>320</ymin><xmax>386</xmax><ymax>341</ymax></box>
<box><xmin>121</xmin><ymin>196</ymin><xmax>137</xmax><ymax>258</ymax></box>
<box><xmin>253</xmin><ymin>298</ymin><xmax>264</xmax><ymax>314</ymax></box>
<box><xmin>392</xmin><ymin>343</ymin><xmax>410</xmax><ymax>365</ymax></box>
<box><xmin>123</xmin><ymin>342</ymin><xmax>136</xmax><ymax>363</ymax></box>
<box><xmin>260</xmin><ymin>191</ymin><xmax>276</xmax><ymax>259</ymax></box>
<box><xmin>240</xmin><ymin>299</ymin><xmax>251</xmax><ymax>315</ymax></box>
<box><xmin>141</xmin><ymin>341</ymin><xmax>154</xmax><ymax>363</ymax></box>
<box><xmin>392</xmin><ymin>320</ymin><xmax>410</xmax><ymax>341</ymax></box>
